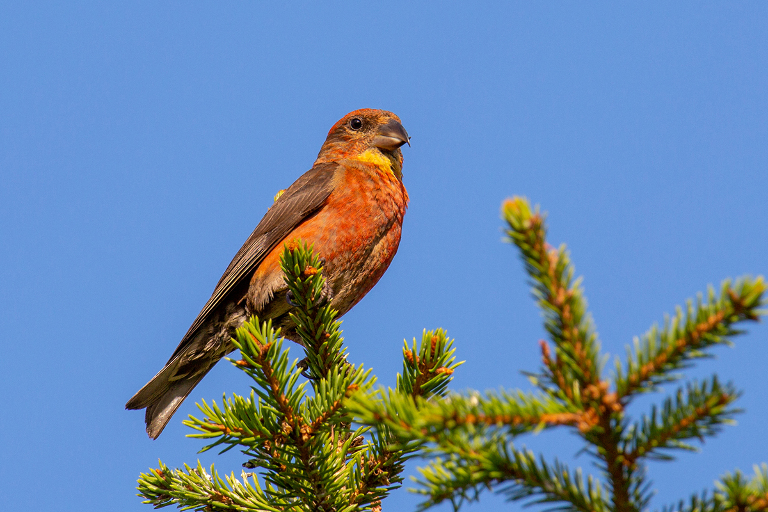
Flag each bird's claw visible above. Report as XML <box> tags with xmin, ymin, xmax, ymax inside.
<box><xmin>318</xmin><ymin>279</ymin><xmax>334</xmax><ymax>305</ymax></box>
<box><xmin>297</xmin><ymin>358</ymin><xmax>318</xmax><ymax>380</ymax></box>
<box><xmin>286</xmin><ymin>290</ymin><xmax>300</xmax><ymax>307</ymax></box>
<box><xmin>287</xmin><ymin>282</ymin><xmax>334</xmax><ymax>307</ymax></box>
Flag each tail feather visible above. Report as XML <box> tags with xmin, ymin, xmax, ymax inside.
<box><xmin>144</xmin><ymin>373</ymin><xmax>207</xmax><ymax>439</ymax></box>
<box><xmin>127</xmin><ymin>303</ymin><xmax>247</xmax><ymax>438</ymax></box>
<box><xmin>125</xmin><ymin>355</ymin><xmax>184</xmax><ymax>410</ymax></box>
<box><xmin>126</xmin><ymin>352</ymin><xmax>213</xmax><ymax>439</ymax></box>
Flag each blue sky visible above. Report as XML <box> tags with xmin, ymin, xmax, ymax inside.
<box><xmin>1</xmin><ymin>3</ymin><xmax>767</xmax><ymax>511</ymax></box>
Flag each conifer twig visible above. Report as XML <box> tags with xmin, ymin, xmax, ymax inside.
<box><xmin>623</xmin><ymin>377</ymin><xmax>739</xmax><ymax>466</ymax></box>
<box><xmin>616</xmin><ymin>279</ymin><xmax>765</xmax><ymax>400</ymax></box>
<box><xmin>414</xmin><ymin>441</ymin><xmax>610</xmax><ymax>512</ymax></box>
<box><xmin>503</xmin><ymin>197</ymin><xmax>602</xmax><ymax>402</ymax></box>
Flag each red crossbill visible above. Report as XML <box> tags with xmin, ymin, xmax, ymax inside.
<box><xmin>126</xmin><ymin>109</ymin><xmax>410</xmax><ymax>438</ymax></box>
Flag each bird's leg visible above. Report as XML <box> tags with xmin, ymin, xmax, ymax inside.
<box><xmin>317</xmin><ymin>278</ymin><xmax>334</xmax><ymax>305</ymax></box>
<box><xmin>297</xmin><ymin>356</ymin><xmax>350</xmax><ymax>380</ymax></box>
<box><xmin>313</xmin><ymin>257</ymin><xmax>334</xmax><ymax>305</ymax></box>
<box><xmin>286</xmin><ymin>269</ymin><xmax>334</xmax><ymax>307</ymax></box>
<box><xmin>287</xmin><ymin>286</ymin><xmax>333</xmax><ymax>306</ymax></box>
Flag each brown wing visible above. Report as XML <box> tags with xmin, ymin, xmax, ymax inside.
<box><xmin>167</xmin><ymin>161</ymin><xmax>338</xmax><ymax>361</ymax></box>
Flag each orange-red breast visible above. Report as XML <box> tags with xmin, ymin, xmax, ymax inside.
<box><xmin>126</xmin><ymin>109</ymin><xmax>410</xmax><ymax>438</ymax></box>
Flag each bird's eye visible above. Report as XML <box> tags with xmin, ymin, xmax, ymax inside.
<box><xmin>349</xmin><ymin>117</ymin><xmax>363</xmax><ymax>130</ymax></box>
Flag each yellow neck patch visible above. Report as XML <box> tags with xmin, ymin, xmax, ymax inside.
<box><xmin>354</xmin><ymin>148</ymin><xmax>402</xmax><ymax>179</ymax></box>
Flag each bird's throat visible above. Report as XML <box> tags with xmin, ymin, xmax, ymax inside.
<box><xmin>354</xmin><ymin>148</ymin><xmax>403</xmax><ymax>180</ymax></box>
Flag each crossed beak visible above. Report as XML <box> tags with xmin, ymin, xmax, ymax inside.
<box><xmin>373</xmin><ymin>119</ymin><xmax>411</xmax><ymax>151</ymax></box>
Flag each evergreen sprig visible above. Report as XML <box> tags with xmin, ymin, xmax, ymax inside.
<box><xmin>416</xmin><ymin>445</ymin><xmax>611</xmax><ymax>512</ymax></box>
<box><xmin>136</xmin><ymin>242</ymin><xmax>460</xmax><ymax>511</ymax></box>
<box><xmin>615</xmin><ymin>279</ymin><xmax>763</xmax><ymax>399</ymax></box>
<box><xmin>623</xmin><ymin>377</ymin><xmax>740</xmax><ymax>464</ymax></box>
<box><xmin>504</xmin><ymin>198</ymin><xmax>601</xmax><ymax>399</ymax></box>
<box><xmin>355</xmin><ymin>197</ymin><xmax>766</xmax><ymax>512</ymax></box>
<box><xmin>662</xmin><ymin>464</ymin><xmax>768</xmax><ymax>512</ymax></box>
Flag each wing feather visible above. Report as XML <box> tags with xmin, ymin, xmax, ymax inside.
<box><xmin>167</xmin><ymin>162</ymin><xmax>338</xmax><ymax>361</ymax></box>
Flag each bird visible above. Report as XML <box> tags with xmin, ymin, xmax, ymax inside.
<box><xmin>126</xmin><ymin>109</ymin><xmax>410</xmax><ymax>439</ymax></box>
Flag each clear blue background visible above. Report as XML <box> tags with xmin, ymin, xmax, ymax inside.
<box><xmin>1</xmin><ymin>2</ymin><xmax>766</xmax><ymax>511</ymax></box>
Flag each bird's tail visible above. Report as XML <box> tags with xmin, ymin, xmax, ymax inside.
<box><xmin>125</xmin><ymin>353</ymin><xmax>211</xmax><ymax>439</ymax></box>
<box><xmin>127</xmin><ymin>304</ymin><xmax>246</xmax><ymax>438</ymax></box>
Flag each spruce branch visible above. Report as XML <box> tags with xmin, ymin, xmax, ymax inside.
<box><xmin>353</xmin><ymin>388</ymin><xmax>582</xmax><ymax>448</ymax></box>
<box><xmin>398</xmin><ymin>329</ymin><xmax>461</xmax><ymax>398</ymax></box>
<box><xmin>138</xmin><ymin>460</ymin><xmax>290</xmax><ymax>511</ymax></box>
<box><xmin>715</xmin><ymin>464</ymin><xmax>768</xmax><ymax>512</ymax></box>
<box><xmin>661</xmin><ymin>490</ymin><xmax>720</xmax><ymax>512</ymax></box>
<box><xmin>414</xmin><ymin>441</ymin><xmax>610</xmax><ymax>512</ymax></box>
<box><xmin>505</xmin><ymin>197</ymin><xmax>635</xmax><ymax>511</ymax></box>
<box><xmin>616</xmin><ymin>279</ymin><xmax>766</xmax><ymax>400</ymax></box>
<box><xmin>346</xmin><ymin>329</ymin><xmax>463</xmax><ymax>471</ymax></box>
<box><xmin>280</xmin><ymin>244</ymin><xmax>348</xmax><ymax>376</ymax></box>
<box><xmin>661</xmin><ymin>465</ymin><xmax>768</xmax><ymax>512</ymax></box>
<box><xmin>503</xmin><ymin>197</ymin><xmax>602</xmax><ymax>403</ymax></box>
<box><xmin>623</xmin><ymin>377</ymin><xmax>740</xmax><ymax>465</ymax></box>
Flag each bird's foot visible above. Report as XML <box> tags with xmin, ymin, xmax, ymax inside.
<box><xmin>286</xmin><ymin>281</ymin><xmax>334</xmax><ymax>307</ymax></box>
<box><xmin>286</xmin><ymin>290</ymin><xmax>300</xmax><ymax>307</ymax></box>
<box><xmin>297</xmin><ymin>357</ymin><xmax>319</xmax><ymax>380</ymax></box>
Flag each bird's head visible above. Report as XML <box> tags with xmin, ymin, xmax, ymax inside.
<box><xmin>315</xmin><ymin>109</ymin><xmax>410</xmax><ymax>179</ymax></box>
